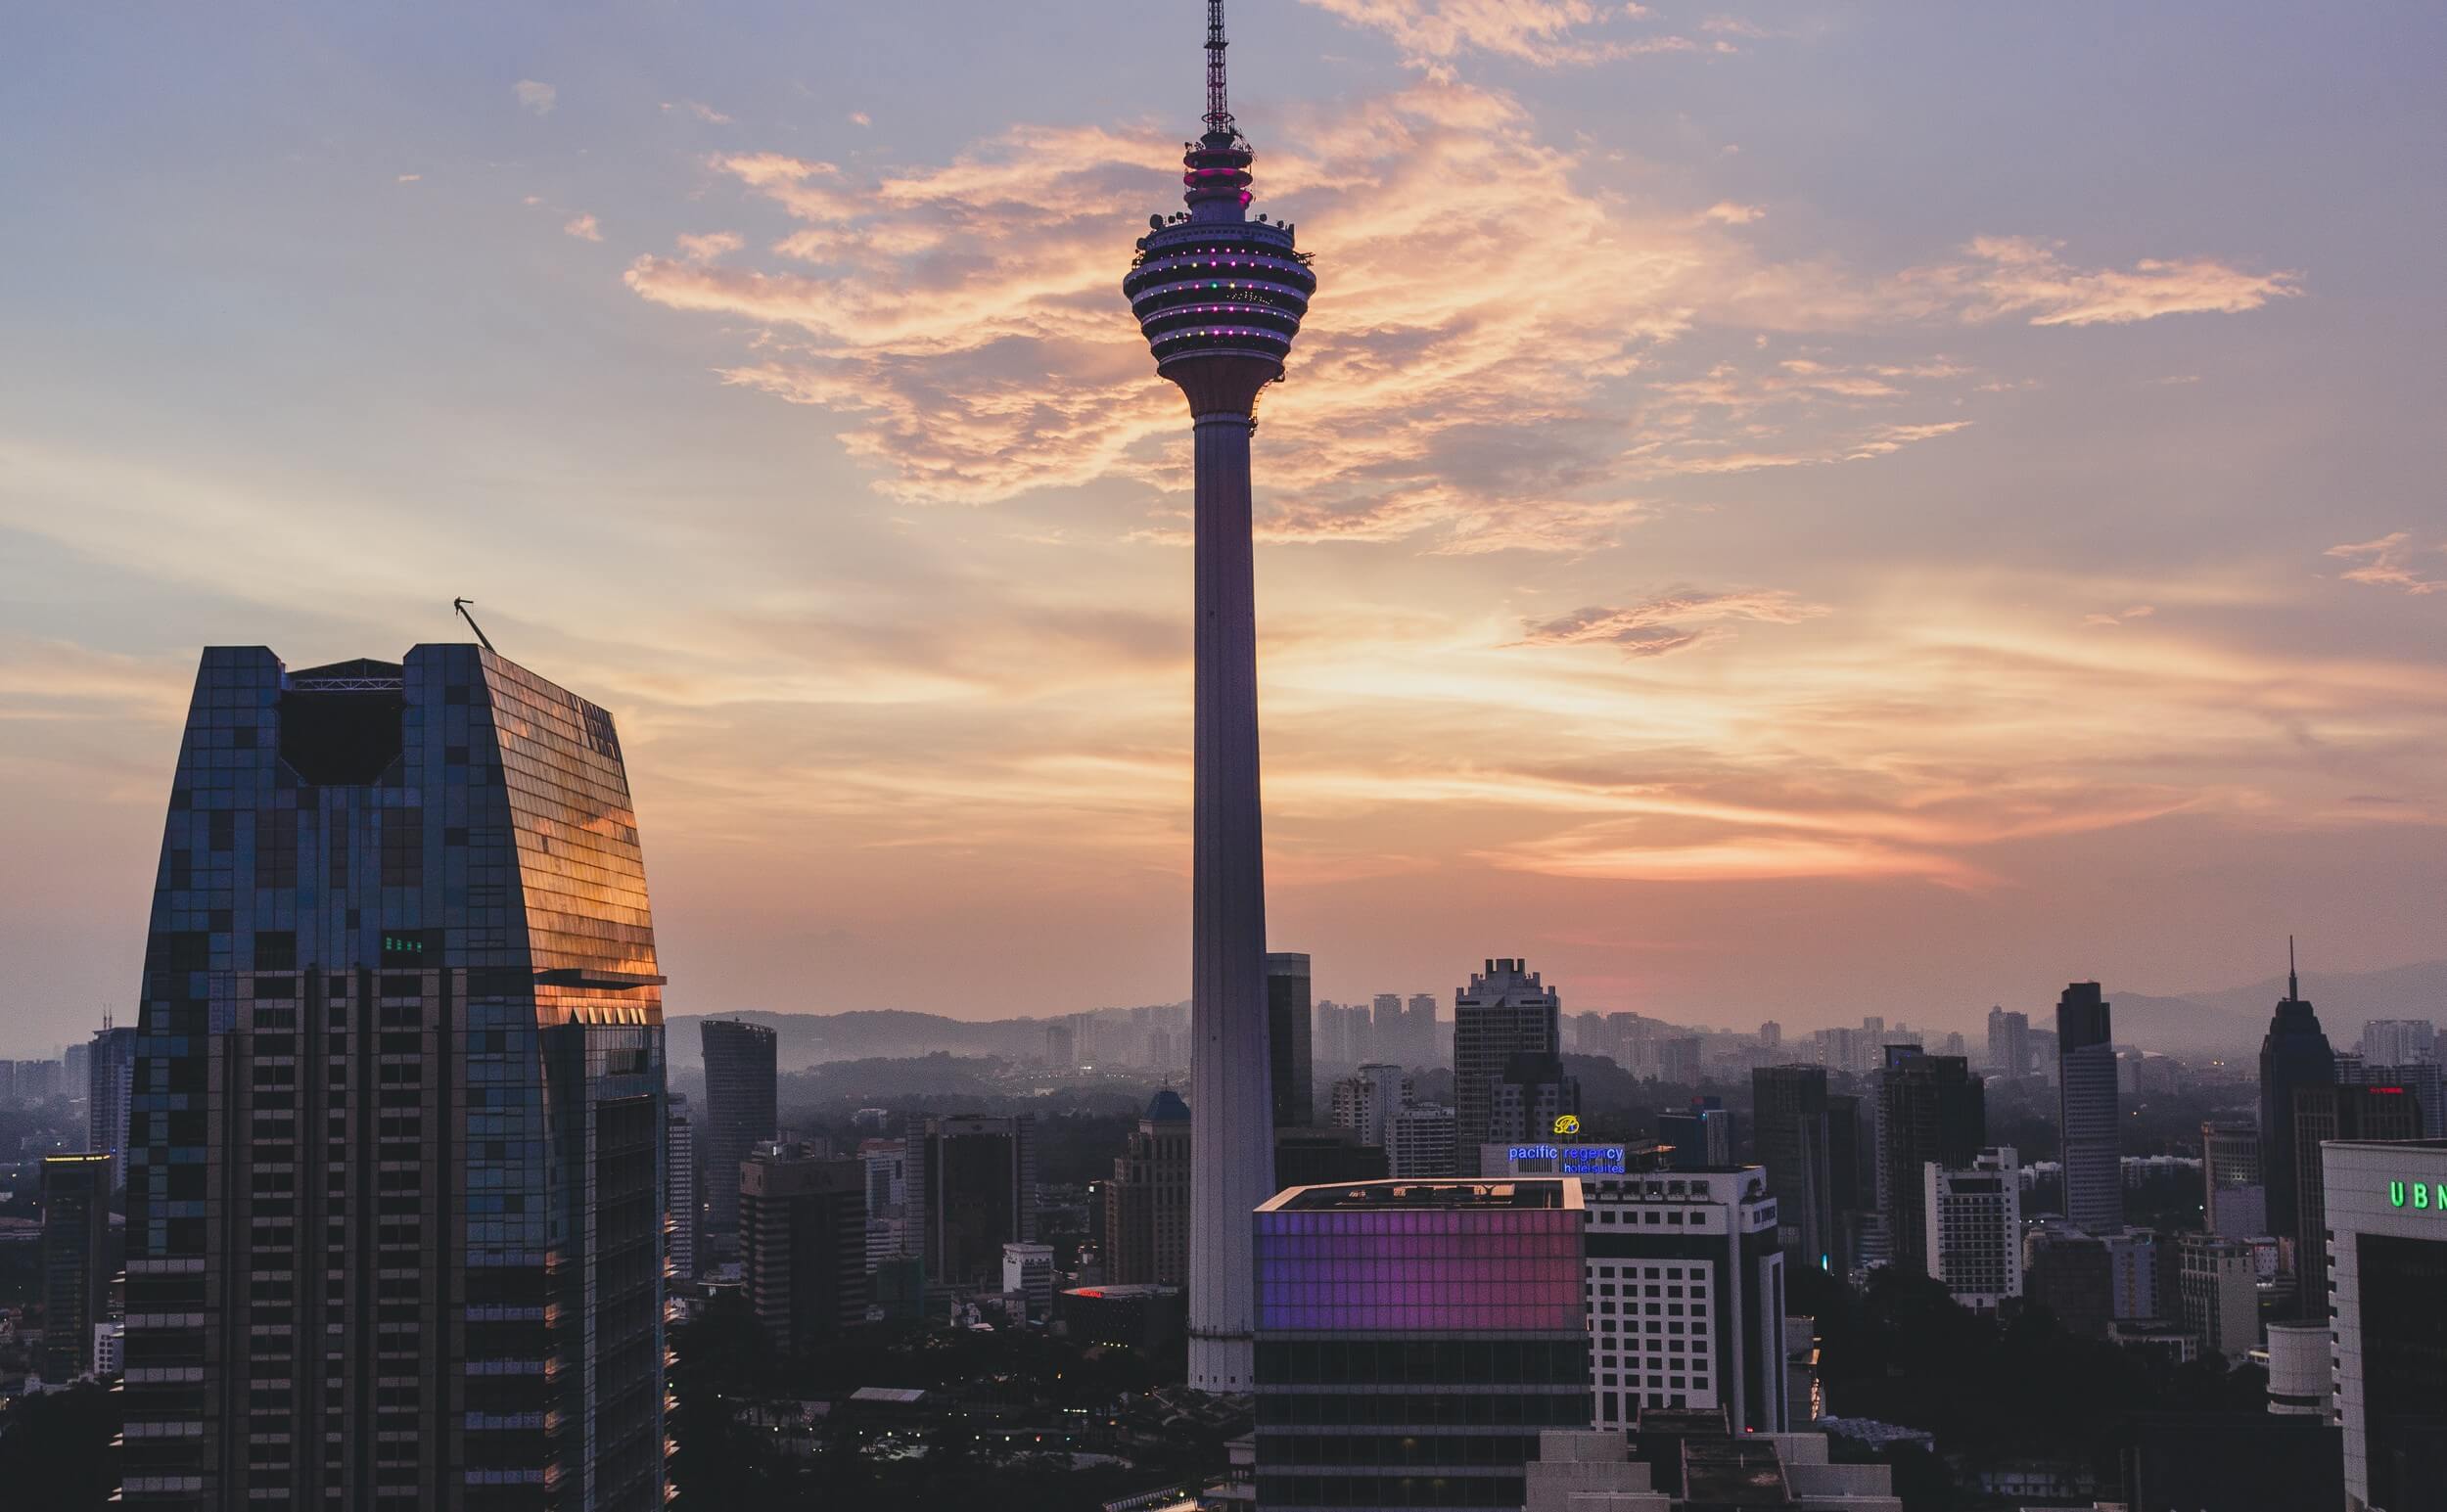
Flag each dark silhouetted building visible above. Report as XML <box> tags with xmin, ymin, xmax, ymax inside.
<box><xmin>1105</xmin><ymin>1088</ymin><xmax>1192</xmax><ymax>1285</ymax></box>
<box><xmin>701</xmin><ymin>1018</ymin><xmax>778</xmax><ymax>1253</ymax></box>
<box><xmin>119</xmin><ymin>645</ymin><xmax>669</xmax><ymax>1508</ymax></box>
<box><xmin>1876</xmin><ymin>1048</ymin><xmax>1985</xmax><ymax>1278</ymax></box>
<box><xmin>1824</xmin><ymin>1092</ymin><xmax>1870</xmax><ymax>1270</ymax></box>
<box><xmin>1753</xmin><ymin>1066</ymin><xmax>1833</xmax><ymax>1271</ymax></box>
<box><xmin>741</xmin><ymin>1144</ymin><xmax>867</xmax><ymax>1351</ymax></box>
<box><xmin>2257</xmin><ymin>947</ymin><xmax>2335</xmax><ymax>1273</ymax></box>
<box><xmin>2110</xmin><ymin>1413</ymin><xmax>2342</xmax><ymax>1512</ymax></box>
<box><xmin>2057</xmin><ymin>982</ymin><xmax>2122</xmax><ymax>1233</ymax></box>
<box><xmin>38</xmin><ymin>1152</ymin><xmax>113</xmax><ymax>1383</ymax></box>
<box><xmin>907</xmin><ymin>1113</ymin><xmax>1038</xmax><ymax>1289</ymax></box>
<box><xmin>1273</xmin><ymin>1124</ymin><xmax>1390</xmax><ymax>1189</ymax></box>
<box><xmin>1453</xmin><ymin>958</ymin><xmax>1562</xmax><ymax>1174</ymax></box>
<box><xmin>1057</xmin><ymin>1282</ymin><xmax>1186</xmax><ymax>1353</ymax></box>
<box><xmin>1253</xmin><ymin>1178</ymin><xmax>1590</xmax><ymax>1509</ymax></box>
<box><xmin>1490</xmin><ymin>1050</ymin><xmax>1581</xmax><ymax>1148</ymax></box>
<box><xmin>2292</xmin><ymin>1083</ymin><xmax>2420</xmax><ymax>1306</ymax></box>
<box><xmin>1266</xmin><ymin>952</ymin><xmax>1314</xmax><ymax>1127</ymax></box>
<box><xmin>1659</xmin><ymin>1095</ymin><xmax>1733</xmax><ymax>1171</ymax></box>
<box><xmin>2026</xmin><ymin>1225</ymin><xmax>2114</xmax><ymax>1338</ymax></box>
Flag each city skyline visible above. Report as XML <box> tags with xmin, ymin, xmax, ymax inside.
<box><xmin>8</xmin><ymin>3</ymin><xmax>2447</xmax><ymax>1051</ymax></box>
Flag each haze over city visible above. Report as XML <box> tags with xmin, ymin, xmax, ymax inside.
<box><xmin>6</xmin><ymin>2</ymin><xmax>2444</xmax><ymax>1053</ymax></box>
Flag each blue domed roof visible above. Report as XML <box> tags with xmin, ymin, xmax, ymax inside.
<box><xmin>1146</xmin><ymin>1087</ymin><xmax>1190</xmax><ymax>1123</ymax></box>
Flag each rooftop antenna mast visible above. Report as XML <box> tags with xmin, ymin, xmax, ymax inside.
<box><xmin>2287</xmin><ymin>935</ymin><xmax>2298</xmax><ymax>1000</ymax></box>
<box><xmin>1205</xmin><ymin>0</ymin><xmax>1235</xmax><ymax>139</ymax></box>
<box><xmin>452</xmin><ymin>597</ymin><xmax>498</xmax><ymax>655</ymax></box>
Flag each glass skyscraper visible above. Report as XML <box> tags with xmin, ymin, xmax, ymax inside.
<box><xmin>118</xmin><ymin>645</ymin><xmax>669</xmax><ymax>1510</ymax></box>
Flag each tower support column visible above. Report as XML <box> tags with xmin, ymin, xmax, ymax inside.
<box><xmin>1187</xmin><ymin>406</ymin><xmax>1271</xmax><ymax>1393</ymax></box>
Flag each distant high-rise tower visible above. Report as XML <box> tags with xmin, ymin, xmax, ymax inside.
<box><xmin>2256</xmin><ymin>941</ymin><xmax>2335</xmax><ymax>1270</ymax></box>
<box><xmin>667</xmin><ymin>1092</ymin><xmax>700</xmax><ymax>1282</ymax></box>
<box><xmin>1453</xmin><ymin>958</ymin><xmax>1563</xmax><ymax>1174</ymax></box>
<box><xmin>1407</xmin><ymin>993</ymin><xmax>1440</xmax><ymax>1066</ymax></box>
<box><xmin>2289</xmin><ymin>1082</ymin><xmax>2419</xmax><ymax>1306</ymax></box>
<box><xmin>741</xmin><ymin>1143</ymin><xmax>868</xmax><ymax>1351</ymax></box>
<box><xmin>1875</xmin><ymin>1048</ymin><xmax>1986</xmax><ymax>1278</ymax></box>
<box><xmin>38</xmin><ymin>1153</ymin><xmax>113</xmax><ymax>1384</ymax></box>
<box><xmin>2056</xmin><ymin>983</ymin><xmax>2122</xmax><ymax>1232</ymax></box>
<box><xmin>1986</xmin><ymin>1007</ymin><xmax>2030</xmax><ymax>1077</ymax></box>
<box><xmin>905</xmin><ymin>1113</ymin><xmax>1039</xmax><ymax>1289</ymax></box>
<box><xmin>85</xmin><ymin>1021</ymin><xmax>137</xmax><ymax>1189</ymax></box>
<box><xmin>118</xmin><ymin>645</ymin><xmax>669</xmax><ymax>1508</ymax></box>
<box><xmin>1105</xmin><ymin>1087</ymin><xmax>1193</xmax><ymax>1286</ymax></box>
<box><xmin>1124</xmin><ymin>0</ymin><xmax>1315</xmax><ymax>1394</ymax></box>
<box><xmin>1266</xmin><ymin>952</ymin><xmax>1314</xmax><ymax>1127</ymax></box>
<box><xmin>2357</xmin><ymin>1019</ymin><xmax>2437</xmax><ymax>1067</ymax></box>
<box><xmin>702</xmin><ymin>1018</ymin><xmax>778</xmax><ymax>1252</ymax></box>
<box><xmin>1754</xmin><ymin>1065</ymin><xmax>1834</xmax><ymax>1269</ymax></box>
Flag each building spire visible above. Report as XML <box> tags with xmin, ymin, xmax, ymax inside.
<box><xmin>1205</xmin><ymin>0</ymin><xmax>1235</xmax><ymax>140</ymax></box>
<box><xmin>2288</xmin><ymin>935</ymin><xmax>2298</xmax><ymax>1001</ymax></box>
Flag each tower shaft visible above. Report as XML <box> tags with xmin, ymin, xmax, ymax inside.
<box><xmin>1187</xmin><ymin>406</ymin><xmax>1271</xmax><ymax>1391</ymax></box>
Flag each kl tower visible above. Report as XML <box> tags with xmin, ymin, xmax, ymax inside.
<box><xmin>1124</xmin><ymin>0</ymin><xmax>1316</xmax><ymax>1392</ymax></box>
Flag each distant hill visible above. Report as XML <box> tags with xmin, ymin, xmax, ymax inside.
<box><xmin>2106</xmin><ymin>960</ymin><xmax>2447</xmax><ymax>1059</ymax></box>
<box><xmin>667</xmin><ymin>1004</ymin><xmax>1188</xmax><ymax>1071</ymax></box>
<box><xmin>668</xmin><ymin>1011</ymin><xmax>1042</xmax><ymax>1070</ymax></box>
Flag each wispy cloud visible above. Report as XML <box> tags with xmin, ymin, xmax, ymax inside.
<box><xmin>2328</xmin><ymin>533</ymin><xmax>2447</xmax><ymax>595</ymax></box>
<box><xmin>1299</xmin><ymin>0</ymin><xmax>1697</xmax><ymax>67</ymax></box>
<box><xmin>514</xmin><ymin>79</ymin><xmax>557</xmax><ymax>117</ymax></box>
<box><xmin>563</xmin><ymin>212</ymin><xmax>603</xmax><ymax>242</ymax></box>
<box><xmin>663</xmin><ymin>99</ymin><xmax>734</xmax><ymax>125</ymax></box>
<box><xmin>1514</xmin><ymin>588</ymin><xmax>1830</xmax><ymax>658</ymax></box>
<box><xmin>1922</xmin><ymin>235</ymin><xmax>2301</xmax><ymax>327</ymax></box>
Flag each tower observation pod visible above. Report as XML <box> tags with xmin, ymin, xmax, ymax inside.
<box><xmin>1122</xmin><ymin>0</ymin><xmax>1316</xmax><ymax>1394</ymax></box>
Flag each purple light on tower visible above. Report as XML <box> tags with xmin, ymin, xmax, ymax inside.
<box><xmin>1123</xmin><ymin>0</ymin><xmax>1316</xmax><ymax>1393</ymax></box>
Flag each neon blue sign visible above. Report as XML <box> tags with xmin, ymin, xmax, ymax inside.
<box><xmin>1507</xmin><ymin>1144</ymin><xmax>1628</xmax><ymax>1174</ymax></box>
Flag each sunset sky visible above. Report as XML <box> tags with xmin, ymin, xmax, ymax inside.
<box><xmin>5</xmin><ymin>2</ymin><xmax>2443</xmax><ymax>1052</ymax></box>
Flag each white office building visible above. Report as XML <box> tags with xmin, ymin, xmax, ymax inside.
<box><xmin>1490</xmin><ymin>1153</ymin><xmax>1788</xmax><ymax>1433</ymax></box>
<box><xmin>1001</xmin><ymin>1241</ymin><xmax>1054</xmax><ymax>1322</ymax></box>
<box><xmin>2323</xmin><ymin>1138</ymin><xmax>2447</xmax><ymax>1512</ymax></box>
<box><xmin>1923</xmin><ymin>1148</ymin><xmax>2022</xmax><ymax>1311</ymax></box>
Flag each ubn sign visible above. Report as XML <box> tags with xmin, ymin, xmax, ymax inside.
<box><xmin>2387</xmin><ymin>1180</ymin><xmax>2447</xmax><ymax>1212</ymax></box>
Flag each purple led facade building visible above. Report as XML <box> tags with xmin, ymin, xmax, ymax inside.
<box><xmin>1253</xmin><ymin>1180</ymin><xmax>1592</xmax><ymax>1508</ymax></box>
<box><xmin>1124</xmin><ymin>0</ymin><xmax>1317</xmax><ymax>1392</ymax></box>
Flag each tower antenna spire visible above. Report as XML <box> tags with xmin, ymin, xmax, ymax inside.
<box><xmin>1205</xmin><ymin>0</ymin><xmax>1235</xmax><ymax>139</ymax></box>
<box><xmin>2288</xmin><ymin>935</ymin><xmax>2298</xmax><ymax>1000</ymax></box>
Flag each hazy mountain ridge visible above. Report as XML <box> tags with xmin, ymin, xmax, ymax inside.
<box><xmin>2107</xmin><ymin>959</ymin><xmax>2447</xmax><ymax>1058</ymax></box>
<box><xmin>664</xmin><ymin>963</ymin><xmax>2443</xmax><ymax>1070</ymax></box>
<box><xmin>667</xmin><ymin>1006</ymin><xmax>1184</xmax><ymax>1070</ymax></box>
